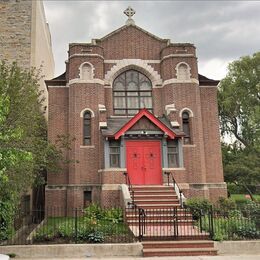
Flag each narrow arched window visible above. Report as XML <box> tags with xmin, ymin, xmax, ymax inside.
<box><xmin>81</xmin><ymin>63</ymin><xmax>92</xmax><ymax>80</ymax></box>
<box><xmin>182</xmin><ymin>111</ymin><xmax>191</xmax><ymax>144</ymax></box>
<box><xmin>113</xmin><ymin>70</ymin><xmax>153</xmax><ymax>116</ymax></box>
<box><xmin>83</xmin><ymin>111</ymin><xmax>91</xmax><ymax>145</ymax></box>
<box><xmin>177</xmin><ymin>63</ymin><xmax>190</xmax><ymax>80</ymax></box>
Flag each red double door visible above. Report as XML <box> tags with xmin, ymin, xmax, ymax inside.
<box><xmin>126</xmin><ymin>141</ymin><xmax>162</xmax><ymax>185</ymax></box>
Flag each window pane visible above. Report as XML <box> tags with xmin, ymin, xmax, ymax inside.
<box><xmin>110</xmin><ymin>154</ymin><xmax>120</xmax><ymax>167</ymax></box>
<box><xmin>128</xmin><ymin>109</ymin><xmax>139</xmax><ymax>115</ymax></box>
<box><xmin>84</xmin><ymin>137</ymin><xmax>90</xmax><ymax>145</ymax></box>
<box><xmin>140</xmin><ymin>91</ymin><xmax>152</xmax><ymax>96</ymax></box>
<box><xmin>183</xmin><ymin>122</ymin><xmax>190</xmax><ymax>136</ymax></box>
<box><xmin>127</xmin><ymin>97</ymin><xmax>139</xmax><ymax>109</ymax></box>
<box><xmin>140</xmin><ymin>97</ymin><xmax>152</xmax><ymax>108</ymax></box>
<box><xmin>114</xmin><ymin>80</ymin><xmax>125</xmax><ymax>90</ymax></box>
<box><xmin>126</xmin><ymin>70</ymin><xmax>138</xmax><ymax>86</ymax></box>
<box><xmin>127</xmin><ymin>91</ymin><xmax>138</xmax><ymax>96</ymax></box>
<box><xmin>110</xmin><ymin>147</ymin><xmax>120</xmax><ymax>154</ymax></box>
<box><xmin>140</xmin><ymin>81</ymin><xmax>152</xmax><ymax>90</ymax></box>
<box><xmin>114</xmin><ymin>97</ymin><xmax>126</xmax><ymax>108</ymax></box>
<box><xmin>168</xmin><ymin>154</ymin><xmax>179</xmax><ymax>167</ymax></box>
<box><xmin>114</xmin><ymin>92</ymin><xmax>125</xmax><ymax>97</ymax></box>
<box><xmin>114</xmin><ymin>109</ymin><xmax>126</xmax><ymax>115</ymax></box>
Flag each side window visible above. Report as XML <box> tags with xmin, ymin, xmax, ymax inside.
<box><xmin>167</xmin><ymin>140</ymin><xmax>179</xmax><ymax>168</ymax></box>
<box><xmin>83</xmin><ymin>111</ymin><xmax>91</xmax><ymax>145</ymax></box>
<box><xmin>109</xmin><ymin>140</ymin><xmax>120</xmax><ymax>167</ymax></box>
<box><xmin>177</xmin><ymin>63</ymin><xmax>190</xmax><ymax>80</ymax></box>
<box><xmin>182</xmin><ymin>111</ymin><xmax>191</xmax><ymax>144</ymax></box>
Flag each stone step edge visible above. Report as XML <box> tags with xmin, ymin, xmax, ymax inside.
<box><xmin>142</xmin><ymin>240</ymin><xmax>213</xmax><ymax>244</ymax></box>
<box><xmin>143</xmin><ymin>248</ymin><xmax>217</xmax><ymax>252</ymax></box>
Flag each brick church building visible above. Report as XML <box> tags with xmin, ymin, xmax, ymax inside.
<box><xmin>45</xmin><ymin>8</ymin><xmax>227</xmax><ymax>213</ymax></box>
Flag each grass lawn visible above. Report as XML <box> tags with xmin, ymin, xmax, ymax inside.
<box><xmin>34</xmin><ymin>216</ymin><xmax>134</xmax><ymax>244</ymax></box>
<box><xmin>231</xmin><ymin>194</ymin><xmax>260</xmax><ymax>201</ymax></box>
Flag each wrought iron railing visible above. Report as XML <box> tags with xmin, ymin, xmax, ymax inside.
<box><xmin>164</xmin><ymin>171</ymin><xmax>185</xmax><ymax>207</ymax></box>
<box><xmin>123</xmin><ymin>171</ymin><xmax>135</xmax><ymax>207</ymax></box>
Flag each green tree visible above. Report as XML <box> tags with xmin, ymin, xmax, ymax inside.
<box><xmin>0</xmin><ymin>62</ymin><xmax>68</xmax><ymax>240</ymax></box>
<box><xmin>218</xmin><ymin>52</ymin><xmax>260</xmax><ymax>199</ymax></box>
<box><xmin>218</xmin><ymin>52</ymin><xmax>260</xmax><ymax>148</ymax></box>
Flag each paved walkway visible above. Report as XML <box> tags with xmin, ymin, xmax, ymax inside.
<box><xmin>17</xmin><ymin>255</ymin><xmax>260</xmax><ymax>260</ymax></box>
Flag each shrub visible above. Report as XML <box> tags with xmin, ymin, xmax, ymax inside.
<box><xmin>215</xmin><ymin>197</ymin><xmax>236</xmax><ymax>213</ymax></box>
<box><xmin>57</xmin><ymin>222</ymin><xmax>74</xmax><ymax>238</ymax></box>
<box><xmin>83</xmin><ymin>204</ymin><xmax>103</xmax><ymax>220</ymax></box>
<box><xmin>103</xmin><ymin>208</ymin><xmax>123</xmax><ymax>223</ymax></box>
<box><xmin>87</xmin><ymin>231</ymin><xmax>104</xmax><ymax>243</ymax></box>
<box><xmin>235</xmin><ymin>226</ymin><xmax>260</xmax><ymax>239</ymax></box>
<box><xmin>185</xmin><ymin>197</ymin><xmax>212</xmax><ymax>219</ymax></box>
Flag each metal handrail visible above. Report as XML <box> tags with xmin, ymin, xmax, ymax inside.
<box><xmin>123</xmin><ymin>172</ymin><xmax>135</xmax><ymax>207</ymax></box>
<box><xmin>164</xmin><ymin>171</ymin><xmax>186</xmax><ymax>208</ymax></box>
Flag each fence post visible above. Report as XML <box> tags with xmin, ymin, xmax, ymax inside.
<box><xmin>74</xmin><ymin>209</ymin><xmax>78</xmax><ymax>244</ymax></box>
<box><xmin>209</xmin><ymin>206</ymin><xmax>214</xmax><ymax>239</ymax></box>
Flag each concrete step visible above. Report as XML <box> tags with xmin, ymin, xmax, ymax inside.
<box><xmin>133</xmin><ymin>191</ymin><xmax>177</xmax><ymax>196</ymax></box>
<box><xmin>134</xmin><ymin>194</ymin><xmax>178</xmax><ymax>199</ymax></box>
<box><xmin>143</xmin><ymin>247</ymin><xmax>218</xmax><ymax>257</ymax></box>
<box><xmin>142</xmin><ymin>240</ymin><xmax>214</xmax><ymax>249</ymax></box>
<box><xmin>127</xmin><ymin>219</ymin><xmax>193</xmax><ymax>226</ymax></box>
<box><xmin>134</xmin><ymin>204</ymin><xmax>180</xmax><ymax>209</ymax></box>
<box><xmin>134</xmin><ymin>199</ymin><xmax>180</xmax><ymax>204</ymax></box>
<box><xmin>132</xmin><ymin>185</ymin><xmax>173</xmax><ymax>191</ymax></box>
<box><xmin>126</xmin><ymin>214</ymin><xmax>193</xmax><ymax>221</ymax></box>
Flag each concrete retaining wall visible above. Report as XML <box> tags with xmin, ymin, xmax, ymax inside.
<box><xmin>1</xmin><ymin>241</ymin><xmax>260</xmax><ymax>258</ymax></box>
<box><xmin>215</xmin><ymin>240</ymin><xmax>260</xmax><ymax>255</ymax></box>
<box><xmin>0</xmin><ymin>243</ymin><xmax>143</xmax><ymax>258</ymax></box>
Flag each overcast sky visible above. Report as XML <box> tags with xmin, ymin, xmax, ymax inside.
<box><xmin>43</xmin><ymin>0</ymin><xmax>260</xmax><ymax>80</ymax></box>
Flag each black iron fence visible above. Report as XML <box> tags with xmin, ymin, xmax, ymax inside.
<box><xmin>129</xmin><ymin>205</ymin><xmax>260</xmax><ymax>242</ymax></box>
<box><xmin>1</xmin><ymin>204</ymin><xmax>259</xmax><ymax>246</ymax></box>
<box><xmin>127</xmin><ymin>206</ymin><xmax>213</xmax><ymax>241</ymax></box>
<box><xmin>0</xmin><ymin>207</ymin><xmax>135</xmax><ymax>245</ymax></box>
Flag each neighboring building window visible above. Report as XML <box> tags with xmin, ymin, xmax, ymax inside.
<box><xmin>109</xmin><ymin>140</ymin><xmax>120</xmax><ymax>167</ymax></box>
<box><xmin>182</xmin><ymin>111</ymin><xmax>191</xmax><ymax>144</ymax></box>
<box><xmin>167</xmin><ymin>140</ymin><xmax>179</xmax><ymax>168</ymax></box>
<box><xmin>81</xmin><ymin>63</ymin><xmax>92</xmax><ymax>80</ymax></box>
<box><xmin>177</xmin><ymin>63</ymin><xmax>190</xmax><ymax>80</ymax></box>
<box><xmin>113</xmin><ymin>70</ymin><xmax>153</xmax><ymax>116</ymax></box>
<box><xmin>83</xmin><ymin>111</ymin><xmax>91</xmax><ymax>145</ymax></box>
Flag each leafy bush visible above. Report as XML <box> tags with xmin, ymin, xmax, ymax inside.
<box><xmin>87</xmin><ymin>231</ymin><xmax>104</xmax><ymax>243</ymax></box>
<box><xmin>57</xmin><ymin>222</ymin><xmax>74</xmax><ymax>238</ymax></box>
<box><xmin>235</xmin><ymin>226</ymin><xmax>260</xmax><ymax>239</ymax></box>
<box><xmin>83</xmin><ymin>204</ymin><xmax>103</xmax><ymax>220</ymax></box>
<box><xmin>215</xmin><ymin>197</ymin><xmax>236</xmax><ymax>213</ymax></box>
<box><xmin>0</xmin><ymin>201</ymin><xmax>15</xmax><ymax>241</ymax></box>
<box><xmin>185</xmin><ymin>197</ymin><xmax>212</xmax><ymax>219</ymax></box>
<box><xmin>103</xmin><ymin>208</ymin><xmax>123</xmax><ymax>223</ymax></box>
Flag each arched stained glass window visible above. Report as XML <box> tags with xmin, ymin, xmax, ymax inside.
<box><xmin>83</xmin><ymin>111</ymin><xmax>91</xmax><ymax>145</ymax></box>
<box><xmin>113</xmin><ymin>70</ymin><xmax>152</xmax><ymax>116</ymax></box>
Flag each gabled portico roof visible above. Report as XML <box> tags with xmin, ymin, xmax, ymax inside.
<box><xmin>113</xmin><ymin>109</ymin><xmax>178</xmax><ymax>140</ymax></box>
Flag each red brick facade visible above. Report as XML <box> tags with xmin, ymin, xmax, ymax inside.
<box><xmin>45</xmin><ymin>23</ymin><xmax>226</xmax><ymax>214</ymax></box>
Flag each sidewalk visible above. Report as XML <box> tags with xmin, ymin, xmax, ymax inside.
<box><xmin>17</xmin><ymin>255</ymin><xmax>260</xmax><ymax>260</ymax></box>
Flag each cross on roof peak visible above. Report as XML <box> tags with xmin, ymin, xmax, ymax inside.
<box><xmin>124</xmin><ymin>6</ymin><xmax>136</xmax><ymax>25</ymax></box>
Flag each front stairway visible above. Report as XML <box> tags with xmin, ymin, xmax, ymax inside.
<box><xmin>125</xmin><ymin>185</ymin><xmax>217</xmax><ymax>257</ymax></box>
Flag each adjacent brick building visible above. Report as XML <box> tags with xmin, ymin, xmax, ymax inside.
<box><xmin>46</xmin><ymin>12</ymin><xmax>227</xmax><ymax>213</ymax></box>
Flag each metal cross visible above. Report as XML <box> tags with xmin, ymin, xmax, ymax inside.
<box><xmin>124</xmin><ymin>6</ymin><xmax>136</xmax><ymax>19</ymax></box>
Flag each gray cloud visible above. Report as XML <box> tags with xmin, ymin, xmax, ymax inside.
<box><xmin>43</xmin><ymin>0</ymin><xmax>260</xmax><ymax>79</ymax></box>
